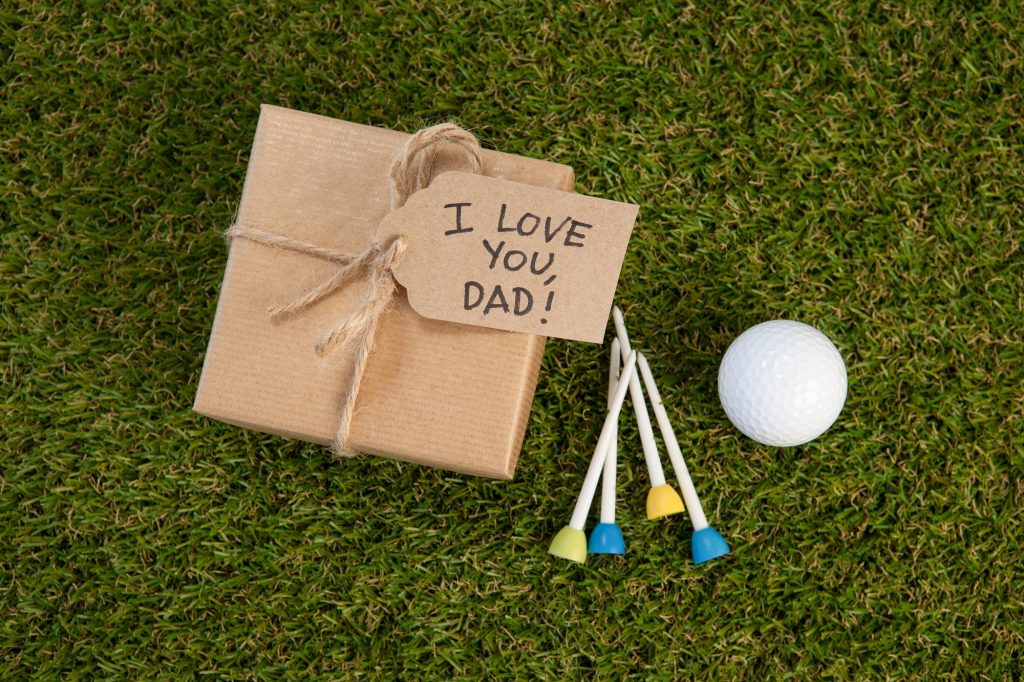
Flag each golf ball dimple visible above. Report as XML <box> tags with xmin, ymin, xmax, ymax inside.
<box><xmin>718</xmin><ymin>320</ymin><xmax>847</xmax><ymax>447</ymax></box>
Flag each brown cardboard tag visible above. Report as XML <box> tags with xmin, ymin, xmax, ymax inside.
<box><xmin>377</xmin><ymin>171</ymin><xmax>638</xmax><ymax>343</ymax></box>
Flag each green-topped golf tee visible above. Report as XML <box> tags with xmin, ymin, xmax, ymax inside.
<box><xmin>549</xmin><ymin>350</ymin><xmax>637</xmax><ymax>564</ymax></box>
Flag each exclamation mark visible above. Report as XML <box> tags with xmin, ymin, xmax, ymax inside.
<box><xmin>541</xmin><ymin>291</ymin><xmax>554</xmax><ymax>324</ymax></box>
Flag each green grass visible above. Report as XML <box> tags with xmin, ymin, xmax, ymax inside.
<box><xmin>3</xmin><ymin>1</ymin><xmax>1023</xmax><ymax>678</ymax></box>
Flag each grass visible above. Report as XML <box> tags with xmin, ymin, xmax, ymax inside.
<box><xmin>3</xmin><ymin>0</ymin><xmax>1023</xmax><ymax>678</ymax></box>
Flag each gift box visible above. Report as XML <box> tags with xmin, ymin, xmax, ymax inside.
<box><xmin>194</xmin><ymin>105</ymin><xmax>575</xmax><ymax>478</ymax></box>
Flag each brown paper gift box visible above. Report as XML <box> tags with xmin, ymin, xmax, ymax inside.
<box><xmin>194</xmin><ymin>105</ymin><xmax>575</xmax><ymax>479</ymax></box>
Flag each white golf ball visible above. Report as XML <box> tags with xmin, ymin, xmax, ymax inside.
<box><xmin>718</xmin><ymin>320</ymin><xmax>846</xmax><ymax>447</ymax></box>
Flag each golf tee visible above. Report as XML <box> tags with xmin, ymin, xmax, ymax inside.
<box><xmin>599</xmin><ymin>338</ymin><xmax>620</xmax><ymax>525</ymax></box>
<box><xmin>637</xmin><ymin>353</ymin><xmax>709</xmax><ymax>531</ymax></box>
<box><xmin>611</xmin><ymin>307</ymin><xmax>667</xmax><ymax>488</ymax></box>
<box><xmin>569</xmin><ymin>351</ymin><xmax>637</xmax><ymax>531</ymax></box>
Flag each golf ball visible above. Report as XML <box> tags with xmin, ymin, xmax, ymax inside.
<box><xmin>718</xmin><ymin>320</ymin><xmax>846</xmax><ymax>447</ymax></box>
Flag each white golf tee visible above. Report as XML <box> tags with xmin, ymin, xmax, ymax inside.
<box><xmin>569</xmin><ymin>351</ymin><xmax>637</xmax><ymax>531</ymax></box>
<box><xmin>612</xmin><ymin>307</ymin><xmax>667</xmax><ymax>488</ymax></box>
<box><xmin>637</xmin><ymin>353</ymin><xmax>709</xmax><ymax>531</ymax></box>
<box><xmin>599</xmin><ymin>338</ymin><xmax>620</xmax><ymax>525</ymax></box>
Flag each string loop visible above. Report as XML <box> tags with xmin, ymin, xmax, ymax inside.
<box><xmin>226</xmin><ymin>122</ymin><xmax>481</xmax><ymax>454</ymax></box>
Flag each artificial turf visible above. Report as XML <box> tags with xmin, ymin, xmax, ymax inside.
<box><xmin>3</xmin><ymin>1</ymin><xmax>1023</xmax><ymax>679</ymax></box>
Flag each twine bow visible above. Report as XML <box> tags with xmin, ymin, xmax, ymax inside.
<box><xmin>226</xmin><ymin>122</ymin><xmax>483</xmax><ymax>454</ymax></box>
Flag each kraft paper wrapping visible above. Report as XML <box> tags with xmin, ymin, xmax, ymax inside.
<box><xmin>194</xmin><ymin>105</ymin><xmax>576</xmax><ymax>478</ymax></box>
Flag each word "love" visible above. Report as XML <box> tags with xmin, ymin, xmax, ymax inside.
<box><xmin>444</xmin><ymin>203</ymin><xmax>592</xmax><ymax>249</ymax></box>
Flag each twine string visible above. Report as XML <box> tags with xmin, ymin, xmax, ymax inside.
<box><xmin>226</xmin><ymin>122</ymin><xmax>482</xmax><ymax>454</ymax></box>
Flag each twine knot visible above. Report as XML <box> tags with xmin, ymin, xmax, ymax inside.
<box><xmin>226</xmin><ymin>122</ymin><xmax>482</xmax><ymax>454</ymax></box>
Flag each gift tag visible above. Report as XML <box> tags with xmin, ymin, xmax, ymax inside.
<box><xmin>377</xmin><ymin>171</ymin><xmax>638</xmax><ymax>343</ymax></box>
